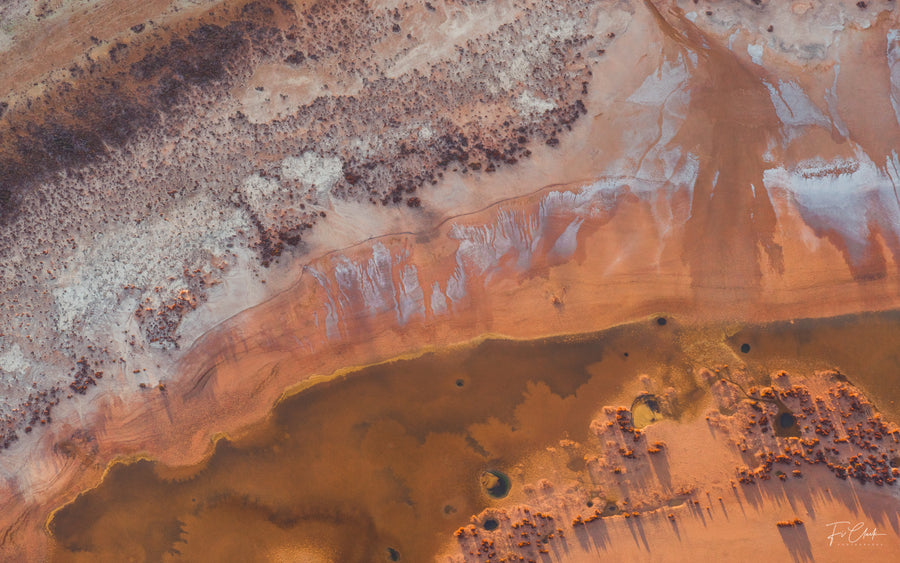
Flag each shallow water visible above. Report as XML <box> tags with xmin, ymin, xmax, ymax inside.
<box><xmin>728</xmin><ymin>311</ymin><xmax>900</xmax><ymax>424</ymax></box>
<box><xmin>48</xmin><ymin>312</ymin><xmax>900</xmax><ymax>561</ymax></box>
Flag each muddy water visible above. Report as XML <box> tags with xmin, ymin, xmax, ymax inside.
<box><xmin>729</xmin><ymin>311</ymin><xmax>900</xmax><ymax>424</ymax></box>
<box><xmin>47</xmin><ymin>312</ymin><xmax>900</xmax><ymax>562</ymax></box>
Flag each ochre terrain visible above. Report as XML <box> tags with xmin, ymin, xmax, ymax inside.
<box><xmin>1</xmin><ymin>0</ymin><xmax>900</xmax><ymax>560</ymax></box>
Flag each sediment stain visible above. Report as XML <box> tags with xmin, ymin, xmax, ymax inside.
<box><xmin>647</xmin><ymin>1</ymin><xmax>783</xmax><ymax>292</ymax></box>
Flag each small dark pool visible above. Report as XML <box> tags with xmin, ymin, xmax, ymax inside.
<box><xmin>779</xmin><ymin>412</ymin><xmax>796</xmax><ymax>428</ymax></box>
<box><xmin>481</xmin><ymin>470</ymin><xmax>511</xmax><ymax>499</ymax></box>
